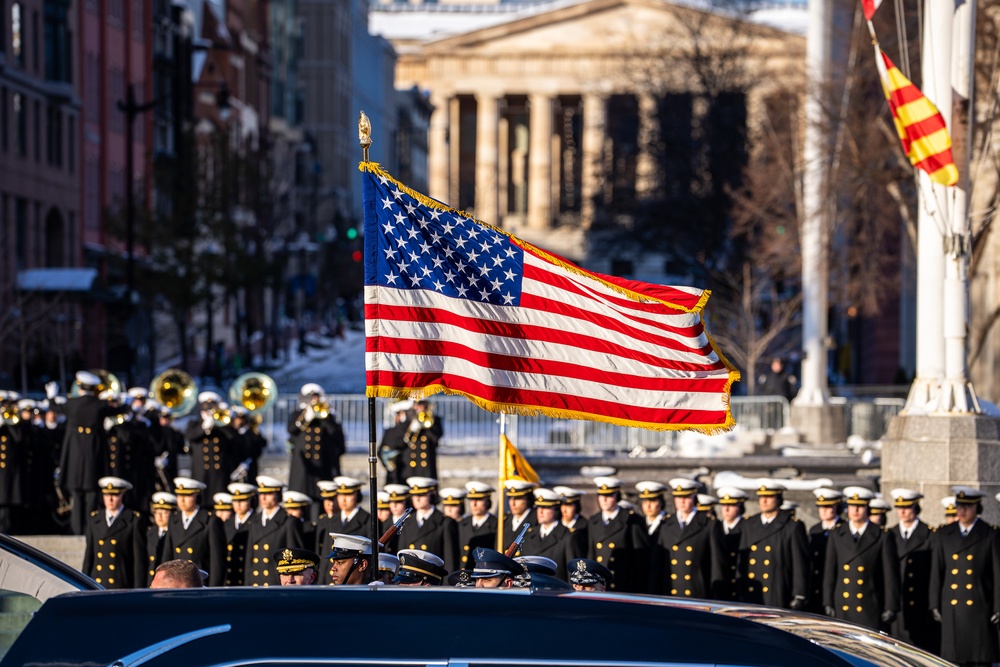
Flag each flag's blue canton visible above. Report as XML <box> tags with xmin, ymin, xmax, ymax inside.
<box><xmin>371</xmin><ymin>174</ymin><xmax>524</xmax><ymax>307</ymax></box>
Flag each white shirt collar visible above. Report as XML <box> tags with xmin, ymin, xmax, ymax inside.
<box><xmin>602</xmin><ymin>508</ymin><xmax>620</xmax><ymax>523</ymax></box>
<box><xmin>106</xmin><ymin>507</ymin><xmax>123</xmax><ymax>526</ymax></box>
<box><xmin>261</xmin><ymin>506</ymin><xmax>280</xmax><ymax>525</ymax></box>
<box><xmin>341</xmin><ymin>507</ymin><xmax>360</xmax><ymax>523</ymax></box>
<box><xmin>182</xmin><ymin>508</ymin><xmax>199</xmax><ymax>529</ymax></box>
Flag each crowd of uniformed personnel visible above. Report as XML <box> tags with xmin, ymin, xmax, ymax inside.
<box><xmin>7</xmin><ymin>371</ymin><xmax>1000</xmax><ymax>666</ymax></box>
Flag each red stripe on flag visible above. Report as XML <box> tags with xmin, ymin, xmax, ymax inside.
<box><xmin>365</xmin><ymin>370</ymin><xmax>732</xmax><ymax>426</ymax></box>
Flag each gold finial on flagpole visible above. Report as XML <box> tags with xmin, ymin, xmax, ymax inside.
<box><xmin>359</xmin><ymin>111</ymin><xmax>372</xmax><ymax>161</ymax></box>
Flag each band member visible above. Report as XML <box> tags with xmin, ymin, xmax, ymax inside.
<box><xmin>379</xmin><ymin>400</ymin><xmax>412</xmax><ymax>485</ymax></box>
<box><xmin>739</xmin><ymin>481</ymin><xmax>809</xmax><ymax>610</ymax></box>
<box><xmin>502</xmin><ymin>479</ymin><xmax>537</xmax><ymax>554</ymax></box>
<box><xmin>52</xmin><ymin>372</ymin><xmax>130</xmax><ymax>535</ymax></box>
<box><xmin>273</xmin><ymin>547</ymin><xmax>321</xmax><ymax>586</ymax></box>
<box><xmin>0</xmin><ymin>393</ymin><xmax>29</xmax><ymax>534</ymax></box>
<box><xmin>183</xmin><ymin>392</ymin><xmax>238</xmax><ymax>498</ymax></box>
<box><xmin>392</xmin><ymin>549</ymin><xmax>448</xmax><ymax>586</ymax></box>
<box><xmin>287</xmin><ymin>384</ymin><xmax>346</xmax><ymax>508</ymax></box>
<box><xmin>458</xmin><ymin>481</ymin><xmax>498</xmax><ymax>569</ymax></box>
<box><xmin>222</xmin><ymin>482</ymin><xmax>256</xmax><ymax>586</ymax></box>
<box><xmin>520</xmin><ymin>488</ymin><xmax>582</xmax><ymax>579</ymax></box>
<box><xmin>888</xmin><ymin>488</ymin><xmax>937</xmax><ymax>654</ymax></box>
<box><xmin>326</xmin><ymin>533</ymin><xmax>375</xmax><ymax>585</ymax></box>
<box><xmin>711</xmin><ymin>486</ymin><xmax>749</xmax><ymax>600</ymax></box>
<box><xmin>568</xmin><ymin>558</ymin><xmax>613</xmax><ymax>592</ymax></box>
<box><xmin>229</xmin><ymin>406</ymin><xmax>266</xmax><ymax>483</ymax></box>
<box><xmin>144</xmin><ymin>491</ymin><xmax>176</xmax><ymax>586</ymax></box>
<box><xmin>117</xmin><ymin>387</ymin><xmax>158</xmax><ymax>511</ymax></box>
<box><xmin>244</xmin><ymin>475</ymin><xmax>304</xmax><ymax>586</ymax></box>
<box><xmin>161</xmin><ymin>477</ymin><xmax>226</xmax><ymax>586</ymax></box>
<box><xmin>395</xmin><ymin>477</ymin><xmax>459</xmax><ymax>572</ymax></box>
<box><xmin>807</xmin><ymin>487</ymin><xmax>844</xmax><ymax>613</ymax></box>
<box><xmin>82</xmin><ymin>476</ymin><xmax>146</xmax><ymax>589</ymax></box>
<box><xmin>930</xmin><ymin>486</ymin><xmax>1000</xmax><ymax>666</ymax></box>
<box><xmin>822</xmin><ymin>486</ymin><xmax>899</xmax><ymax>631</ymax></box>
<box><xmin>469</xmin><ymin>547</ymin><xmax>522</xmax><ymax>589</ymax></box>
<box><xmin>698</xmin><ymin>494</ymin><xmax>719</xmax><ymax>519</ymax></box>
<box><xmin>650</xmin><ymin>478</ymin><xmax>718</xmax><ymax>598</ymax></box>
<box><xmin>395</xmin><ymin>399</ymin><xmax>442</xmax><ymax>480</ymax></box>
<box><xmin>587</xmin><ymin>476</ymin><xmax>649</xmax><ymax>593</ymax></box>
<box><xmin>153</xmin><ymin>407</ymin><xmax>184</xmax><ymax>489</ymax></box>
<box><xmin>636</xmin><ymin>481</ymin><xmax>667</xmax><ymax>540</ymax></box>
<box><xmin>440</xmin><ymin>487</ymin><xmax>466</xmax><ymax>521</ymax></box>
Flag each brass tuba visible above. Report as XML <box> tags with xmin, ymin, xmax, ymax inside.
<box><xmin>150</xmin><ymin>369</ymin><xmax>198</xmax><ymax>417</ymax></box>
<box><xmin>228</xmin><ymin>372</ymin><xmax>277</xmax><ymax>415</ymax></box>
<box><xmin>71</xmin><ymin>369</ymin><xmax>122</xmax><ymax>397</ymax></box>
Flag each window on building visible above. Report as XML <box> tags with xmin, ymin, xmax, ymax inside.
<box><xmin>15</xmin><ymin>198</ymin><xmax>28</xmax><ymax>271</ymax></box>
<box><xmin>32</xmin><ymin>10</ymin><xmax>39</xmax><ymax>72</ymax></box>
<box><xmin>47</xmin><ymin>105</ymin><xmax>62</xmax><ymax>167</ymax></box>
<box><xmin>12</xmin><ymin>3</ymin><xmax>24</xmax><ymax>65</ymax></box>
<box><xmin>45</xmin><ymin>208</ymin><xmax>65</xmax><ymax>267</ymax></box>
<box><xmin>14</xmin><ymin>93</ymin><xmax>26</xmax><ymax>157</ymax></box>
<box><xmin>45</xmin><ymin>0</ymin><xmax>73</xmax><ymax>84</ymax></box>
<box><xmin>1</xmin><ymin>88</ymin><xmax>7</xmax><ymax>153</ymax></box>
<box><xmin>34</xmin><ymin>100</ymin><xmax>41</xmax><ymax>161</ymax></box>
<box><xmin>67</xmin><ymin>115</ymin><xmax>75</xmax><ymax>172</ymax></box>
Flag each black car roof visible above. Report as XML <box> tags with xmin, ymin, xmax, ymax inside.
<box><xmin>4</xmin><ymin>587</ymin><xmax>854</xmax><ymax>667</ymax></box>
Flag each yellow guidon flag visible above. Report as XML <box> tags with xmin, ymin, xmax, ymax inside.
<box><xmin>502</xmin><ymin>434</ymin><xmax>539</xmax><ymax>484</ymax></box>
<box><xmin>874</xmin><ymin>44</ymin><xmax>959</xmax><ymax>187</ymax></box>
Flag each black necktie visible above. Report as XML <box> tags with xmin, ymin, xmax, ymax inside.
<box><xmin>852</xmin><ymin>532</ymin><xmax>859</xmax><ymax>542</ymax></box>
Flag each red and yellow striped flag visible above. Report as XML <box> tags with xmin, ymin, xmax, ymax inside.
<box><xmin>875</xmin><ymin>45</ymin><xmax>959</xmax><ymax>186</ymax></box>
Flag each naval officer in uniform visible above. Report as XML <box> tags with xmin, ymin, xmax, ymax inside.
<box><xmin>586</xmin><ymin>476</ymin><xmax>649</xmax><ymax>593</ymax></box>
<box><xmin>161</xmin><ymin>476</ymin><xmax>226</xmax><ymax>586</ymax></box>
<box><xmin>82</xmin><ymin>476</ymin><xmax>146</xmax><ymax>589</ymax></box>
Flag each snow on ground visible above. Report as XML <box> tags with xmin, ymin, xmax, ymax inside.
<box><xmin>269</xmin><ymin>327</ymin><xmax>368</xmax><ymax>394</ymax></box>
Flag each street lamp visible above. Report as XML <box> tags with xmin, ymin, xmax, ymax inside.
<box><xmin>117</xmin><ymin>84</ymin><xmax>159</xmax><ymax>387</ymax></box>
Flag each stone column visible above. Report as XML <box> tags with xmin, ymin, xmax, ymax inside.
<box><xmin>581</xmin><ymin>92</ymin><xmax>606</xmax><ymax>227</ymax></box>
<box><xmin>527</xmin><ymin>93</ymin><xmax>553</xmax><ymax>230</ymax></box>
<box><xmin>474</xmin><ymin>91</ymin><xmax>500</xmax><ymax>224</ymax></box>
<box><xmin>448</xmin><ymin>96</ymin><xmax>461</xmax><ymax>206</ymax></box>
<box><xmin>635</xmin><ymin>92</ymin><xmax>658</xmax><ymax>198</ymax></box>
<box><xmin>427</xmin><ymin>91</ymin><xmax>450</xmax><ymax>203</ymax></box>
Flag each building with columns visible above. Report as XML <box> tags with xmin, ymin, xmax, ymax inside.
<box><xmin>372</xmin><ymin>0</ymin><xmax>807</xmax><ymax>273</ymax></box>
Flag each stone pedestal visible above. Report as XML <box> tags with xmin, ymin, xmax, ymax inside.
<box><xmin>881</xmin><ymin>413</ymin><xmax>1000</xmax><ymax>526</ymax></box>
<box><xmin>789</xmin><ymin>404</ymin><xmax>846</xmax><ymax>446</ymax></box>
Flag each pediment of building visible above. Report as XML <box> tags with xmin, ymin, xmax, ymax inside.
<box><xmin>420</xmin><ymin>0</ymin><xmax>800</xmax><ymax>58</ymax></box>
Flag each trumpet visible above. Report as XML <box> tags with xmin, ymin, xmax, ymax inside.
<box><xmin>1</xmin><ymin>404</ymin><xmax>20</xmax><ymax>425</ymax></box>
<box><xmin>416</xmin><ymin>408</ymin><xmax>434</xmax><ymax>429</ymax></box>
<box><xmin>212</xmin><ymin>406</ymin><xmax>232</xmax><ymax>428</ymax></box>
<box><xmin>150</xmin><ymin>369</ymin><xmax>198</xmax><ymax>417</ymax></box>
<box><xmin>312</xmin><ymin>400</ymin><xmax>330</xmax><ymax>419</ymax></box>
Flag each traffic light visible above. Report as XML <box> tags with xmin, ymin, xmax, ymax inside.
<box><xmin>346</xmin><ymin>227</ymin><xmax>358</xmax><ymax>241</ymax></box>
<box><xmin>352</xmin><ymin>250</ymin><xmax>363</xmax><ymax>263</ymax></box>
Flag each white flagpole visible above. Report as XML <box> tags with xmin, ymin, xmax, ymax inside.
<box><xmin>497</xmin><ymin>412</ymin><xmax>506</xmax><ymax>551</ymax></box>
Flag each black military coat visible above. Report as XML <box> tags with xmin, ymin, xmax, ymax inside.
<box><xmin>162</xmin><ymin>509</ymin><xmax>227</xmax><ymax>587</ymax></box>
<box><xmin>929</xmin><ymin>519</ymin><xmax>1000</xmax><ymax>665</ymax></box>
<box><xmin>153</xmin><ymin>424</ymin><xmax>184</xmax><ymax>488</ymax></box>
<box><xmin>738</xmin><ymin>510</ymin><xmax>809</xmax><ymax>608</ymax></box>
<box><xmin>243</xmin><ymin>508</ymin><xmax>304</xmax><ymax>586</ymax></box>
<box><xmin>520</xmin><ymin>522</ymin><xmax>582</xmax><ymax>580</ymax></box>
<box><xmin>287</xmin><ymin>413</ymin><xmax>345</xmax><ymax>502</ymax></box>
<box><xmin>108</xmin><ymin>417</ymin><xmax>157</xmax><ymax>508</ymax></box>
<box><xmin>143</xmin><ymin>525</ymin><xmax>169</xmax><ymax>587</ymax></box>
<box><xmin>183</xmin><ymin>421</ymin><xmax>239</xmax><ymax>498</ymax></box>
<box><xmin>458</xmin><ymin>513</ymin><xmax>499</xmax><ymax>569</ymax></box>
<box><xmin>314</xmin><ymin>509</ymin><xmax>373</xmax><ymax>585</ymax></box>
<box><xmin>223</xmin><ymin>513</ymin><xmax>254</xmax><ymax>586</ymax></box>
<box><xmin>0</xmin><ymin>423</ymin><xmax>27</xmax><ymax>506</ymax></box>
<box><xmin>889</xmin><ymin>520</ymin><xmax>938</xmax><ymax>653</ymax></box>
<box><xmin>56</xmin><ymin>394</ymin><xmax>128</xmax><ymax>492</ymax></box>
<box><xmin>396</xmin><ymin>415</ymin><xmax>442</xmax><ymax>481</ymax></box>
<box><xmin>24</xmin><ymin>421</ymin><xmax>59</xmax><ymax>512</ymax></box>
<box><xmin>807</xmin><ymin>519</ymin><xmax>843</xmax><ymax>613</ymax></box>
<box><xmin>562</xmin><ymin>515</ymin><xmax>589</xmax><ymax>556</ymax></box>
<box><xmin>822</xmin><ymin>522</ymin><xmax>900</xmax><ymax>630</ymax></box>
<box><xmin>396</xmin><ymin>508</ymin><xmax>459</xmax><ymax>572</ymax></box>
<box><xmin>650</xmin><ymin>512</ymin><xmax>719</xmax><ymax>598</ymax></box>
<box><xmin>711</xmin><ymin>517</ymin><xmax>746</xmax><ymax>601</ymax></box>
<box><xmin>82</xmin><ymin>509</ymin><xmax>146</xmax><ymax>589</ymax></box>
<box><xmin>586</xmin><ymin>508</ymin><xmax>650</xmax><ymax>593</ymax></box>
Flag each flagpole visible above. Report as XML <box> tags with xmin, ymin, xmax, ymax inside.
<box><xmin>360</xmin><ymin>111</ymin><xmax>379</xmax><ymax>577</ymax></box>
<box><xmin>497</xmin><ymin>412</ymin><xmax>506</xmax><ymax>551</ymax></box>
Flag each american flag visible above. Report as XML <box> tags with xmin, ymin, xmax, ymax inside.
<box><xmin>361</xmin><ymin>163</ymin><xmax>738</xmax><ymax>432</ymax></box>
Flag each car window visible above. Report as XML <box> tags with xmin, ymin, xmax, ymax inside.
<box><xmin>0</xmin><ymin>591</ymin><xmax>41</xmax><ymax>661</ymax></box>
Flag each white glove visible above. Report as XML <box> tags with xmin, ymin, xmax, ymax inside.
<box><xmin>229</xmin><ymin>461</ymin><xmax>250</xmax><ymax>481</ymax></box>
<box><xmin>154</xmin><ymin>453</ymin><xmax>169</xmax><ymax>470</ymax></box>
<box><xmin>45</xmin><ymin>381</ymin><xmax>59</xmax><ymax>399</ymax></box>
<box><xmin>103</xmin><ymin>417</ymin><xmax>117</xmax><ymax>431</ymax></box>
<box><xmin>201</xmin><ymin>414</ymin><xmax>214</xmax><ymax>431</ymax></box>
<box><xmin>303</xmin><ymin>406</ymin><xmax>316</xmax><ymax>423</ymax></box>
<box><xmin>408</xmin><ymin>418</ymin><xmax>421</xmax><ymax>433</ymax></box>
